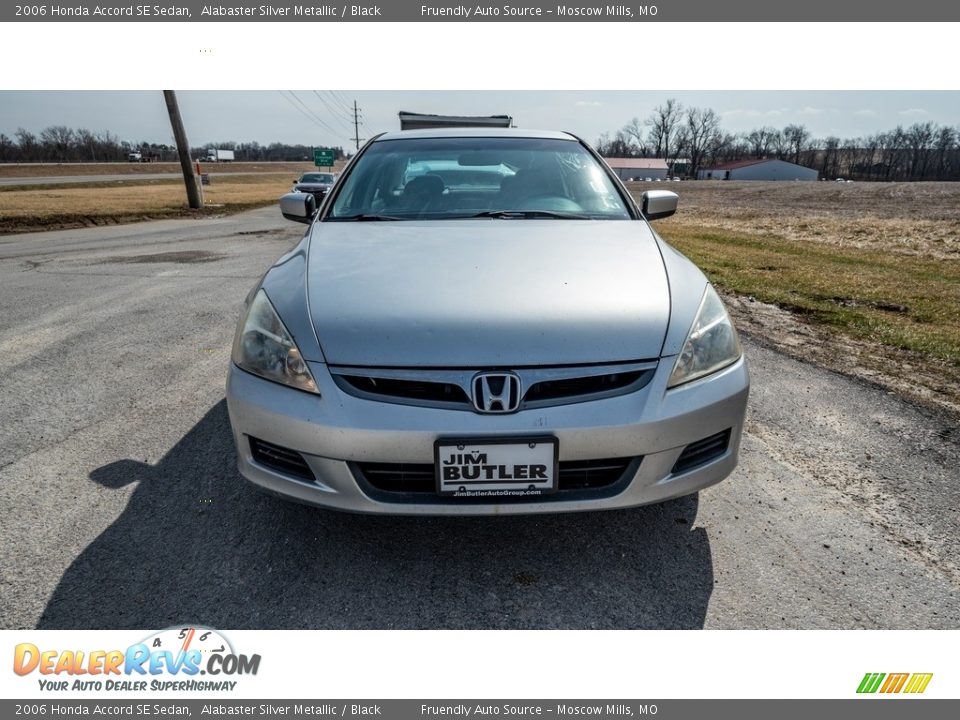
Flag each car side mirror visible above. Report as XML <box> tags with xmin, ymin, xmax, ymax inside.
<box><xmin>280</xmin><ymin>192</ymin><xmax>317</xmax><ymax>224</ymax></box>
<box><xmin>641</xmin><ymin>190</ymin><xmax>679</xmax><ymax>220</ymax></box>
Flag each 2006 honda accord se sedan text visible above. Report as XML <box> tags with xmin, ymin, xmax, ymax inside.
<box><xmin>225</xmin><ymin>128</ymin><xmax>750</xmax><ymax>514</ymax></box>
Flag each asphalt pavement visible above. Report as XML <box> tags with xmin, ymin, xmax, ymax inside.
<box><xmin>0</xmin><ymin>207</ymin><xmax>957</xmax><ymax>629</ymax></box>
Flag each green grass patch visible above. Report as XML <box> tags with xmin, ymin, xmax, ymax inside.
<box><xmin>659</xmin><ymin>223</ymin><xmax>960</xmax><ymax>365</ymax></box>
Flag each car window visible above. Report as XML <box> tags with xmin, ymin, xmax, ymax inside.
<box><xmin>327</xmin><ymin>137</ymin><xmax>630</xmax><ymax>220</ymax></box>
<box><xmin>300</xmin><ymin>173</ymin><xmax>333</xmax><ymax>183</ymax></box>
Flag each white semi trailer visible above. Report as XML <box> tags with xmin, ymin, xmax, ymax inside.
<box><xmin>205</xmin><ymin>149</ymin><xmax>235</xmax><ymax>162</ymax></box>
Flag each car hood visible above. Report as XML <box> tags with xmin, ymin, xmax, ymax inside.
<box><xmin>306</xmin><ymin>219</ymin><xmax>670</xmax><ymax>367</ymax></box>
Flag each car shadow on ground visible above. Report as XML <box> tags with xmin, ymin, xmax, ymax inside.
<box><xmin>38</xmin><ymin>400</ymin><xmax>714</xmax><ymax>630</ymax></box>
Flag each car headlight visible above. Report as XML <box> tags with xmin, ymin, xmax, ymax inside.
<box><xmin>232</xmin><ymin>289</ymin><xmax>319</xmax><ymax>394</ymax></box>
<box><xmin>668</xmin><ymin>284</ymin><xmax>742</xmax><ymax>388</ymax></box>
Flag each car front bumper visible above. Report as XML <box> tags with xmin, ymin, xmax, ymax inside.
<box><xmin>225</xmin><ymin>355</ymin><xmax>749</xmax><ymax>515</ymax></box>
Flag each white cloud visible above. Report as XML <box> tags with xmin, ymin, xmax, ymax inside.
<box><xmin>720</xmin><ymin>108</ymin><xmax>787</xmax><ymax>119</ymax></box>
<box><xmin>899</xmin><ymin>108</ymin><xmax>929</xmax><ymax>116</ymax></box>
<box><xmin>799</xmin><ymin>106</ymin><xmax>826</xmax><ymax>115</ymax></box>
<box><xmin>854</xmin><ymin>109</ymin><xmax>877</xmax><ymax>116</ymax></box>
<box><xmin>575</xmin><ymin>100</ymin><xmax>602</xmax><ymax>107</ymax></box>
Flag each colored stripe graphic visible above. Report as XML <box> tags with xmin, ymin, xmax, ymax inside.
<box><xmin>904</xmin><ymin>673</ymin><xmax>933</xmax><ymax>694</ymax></box>
<box><xmin>880</xmin><ymin>673</ymin><xmax>909</xmax><ymax>693</ymax></box>
<box><xmin>857</xmin><ymin>673</ymin><xmax>885</xmax><ymax>693</ymax></box>
<box><xmin>857</xmin><ymin>672</ymin><xmax>932</xmax><ymax>694</ymax></box>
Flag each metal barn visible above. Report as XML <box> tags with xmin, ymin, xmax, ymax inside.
<box><xmin>698</xmin><ymin>158</ymin><xmax>818</xmax><ymax>181</ymax></box>
<box><xmin>602</xmin><ymin>157</ymin><xmax>669</xmax><ymax>181</ymax></box>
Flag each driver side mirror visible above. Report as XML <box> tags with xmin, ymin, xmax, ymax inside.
<box><xmin>641</xmin><ymin>190</ymin><xmax>679</xmax><ymax>220</ymax></box>
<box><xmin>279</xmin><ymin>192</ymin><xmax>317</xmax><ymax>224</ymax></box>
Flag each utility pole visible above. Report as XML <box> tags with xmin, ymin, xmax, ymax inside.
<box><xmin>163</xmin><ymin>90</ymin><xmax>202</xmax><ymax>209</ymax></box>
<box><xmin>352</xmin><ymin>100</ymin><xmax>363</xmax><ymax>151</ymax></box>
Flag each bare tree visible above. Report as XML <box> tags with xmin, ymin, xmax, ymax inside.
<box><xmin>745</xmin><ymin>126</ymin><xmax>777</xmax><ymax>158</ymax></box>
<box><xmin>783</xmin><ymin>124</ymin><xmax>810</xmax><ymax>165</ymax></box>
<box><xmin>14</xmin><ymin>128</ymin><xmax>38</xmax><ymax>160</ymax></box>
<box><xmin>683</xmin><ymin>107</ymin><xmax>723</xmax><ymax>178</ymax></box>
<box><xmin>39</xmin><ymin>126</ymin><xmax>76</xmax><ymax>162</ymax></box>
<box><xmin>933</xmin><ymin>125</ymin><xmax>957</xmax><ymax>179</ymax></box>
<box><xmin>905</xmin><ymin>122</ymin><xmax>936</xmax><ymax>180</ymax></box>
<box><xmin>646</xmin><ymin>98</ymin><xmax>683</xmax><ymax>161</ymax></box>
<box><xmin>620</xmin><ymin>117</ymin><xmax>649</xmax><ymax>156</ymax></box>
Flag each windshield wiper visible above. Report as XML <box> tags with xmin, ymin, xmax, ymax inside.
<box><xmin>470</xmin><ymin>210</ymin><xmax>592</xmax><ymax>220</ymax></box>
<box><xmin>327</xmin><ymin>213</ymin><xmax>406</xmax><ymax>221</ymax></box>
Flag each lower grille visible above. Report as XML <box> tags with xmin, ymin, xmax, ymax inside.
<box><xmin>672</xmin><ymin>429</ymin><xmax>731</xmax><ymax>474</ymax></box>
<box><xmin>356</xmin><ymin>457</ymin><xmax>636</xmax><ymax>495</ymax></box>
<box><xmin>249</xmin><ymin>436</ymin><xmax>314</xmax><ymax>481</ymax></box>
<box><xmin>357</xmin><ymin>463</ymin><xmax>435</xmax><ymax>494</ymax></box>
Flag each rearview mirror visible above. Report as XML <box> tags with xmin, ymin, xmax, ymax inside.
<box><xmin>641</xmin><ymin>190</ymin><xmax>679</xmax><ymax>220</ymax></box>
<box><xmin>458</xmin><ymin>151</ymin><xmax>501</xmax><ymax>166</ymax></box>
<box><xmin>279</xmin><ymin>192</ymin><xmax>317</xmax><ymax>224</ymax></box>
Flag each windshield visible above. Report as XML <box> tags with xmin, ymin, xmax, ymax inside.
<box><xmin>327</xmin><ymin>137</ymin><xmax>630</xmax><ymax>220</ymax></box>
<box><xmin>300</xmin><ymin>173</ymin><xmax>334</xmax><ymax>183</ymax></box>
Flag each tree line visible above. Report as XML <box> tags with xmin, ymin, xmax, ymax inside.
<box><xmin>594</xmin><ymin>99</ymin><xmax>960</xmax><ymax>180</ymax></box>
<box><xmin>0</xmin><ymin>127</ymin><xmax>346</xmax><ymax>163</ymax></box>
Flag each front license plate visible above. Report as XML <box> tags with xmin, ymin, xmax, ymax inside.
<box><xmin>435</xmin><ymin>437</ymin><xmax>559</xmax><ymax>497</ymax></box>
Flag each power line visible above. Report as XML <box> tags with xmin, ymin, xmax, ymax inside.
<box><xmin>287</xmin><ymin>90</ymin><xmax>348</xmax><ymax>140</ymax></box>
<box><xmin>278</xmin><ymin>90</ymin><xmax>328</xmax><ymax>130</ymax></box>
<box><xmin>330</xmin><ymin>90</ymin><xmax>354</xmax><ymax>112</ymax></box>
<box><xmin>312</xmin><ymin>91</ymin><xmax>354</xmax><ymax>131</ymax></box>
<box><xmin>321</xmin><ymin>90</ymin><xmax>354</xmax><ymax>117</ymax></box>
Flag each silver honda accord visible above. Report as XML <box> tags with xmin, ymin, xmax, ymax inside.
<box><xmin>225</xmin><ymin>128</ymin><xmax>749</xmax><ymax>514</ymax></box>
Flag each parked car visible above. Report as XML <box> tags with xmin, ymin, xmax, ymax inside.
<box><xmin>226</xmin><ymin>128</ymin><xmax>749</xmax><ymax>514</ymax></box>
<box><xmin>292</xmin><ymin>171</ymin><xmax>337</xmax><ymax>202</ymax></box>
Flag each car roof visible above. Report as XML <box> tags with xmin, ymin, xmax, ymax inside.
<box><xmin>374</xmin><ymin>128</ymin><xmax>577</xmax><ymax>142</ymax></box>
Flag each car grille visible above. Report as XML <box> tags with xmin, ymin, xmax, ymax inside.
<box><xmin>524</xmin><ymin>370</ymin><xmax>647</xmax><ymax>403</ymax></box>
<box><xmin>354</xmin><ymin>457</ymin><xmax>638</xmax><ymax>498</ymax></box>
<box><xmin>340</xmin><ymin>376</ymin><xmax>470</xmax><ymax>406</ymax></box>
<box><xmin>671</xmin><ymin>429</ymin><xmax>731</xmax><ymax>474</ymax></box>
<box><xmin>331</xmin><ymin>362</ymin><xmax>656</xmax><ymax>412</ymax></box>
<box><xmin>249</xmin><ymin>437</ymin><xmax>314</xmax><ymax>481</ymax></box>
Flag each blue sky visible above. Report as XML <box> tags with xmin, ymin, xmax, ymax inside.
<box><xmin>2</xmin><ymin>90</ymin><xmax>957</xmax><ymax>148</ymax></box>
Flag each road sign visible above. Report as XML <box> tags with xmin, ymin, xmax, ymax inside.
<box><xmin>314</xmin><ymin>149</ymin><xmax>335</xmax><ymax>167</ymax></box>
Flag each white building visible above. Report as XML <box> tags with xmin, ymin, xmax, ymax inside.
<box><xmin>698</xmin><ymin>158</ymin><xmax>818</xmax><ymax>181</ymax></box>
<box><xmin>602</xmin><ymin>157</ymin><xmax>669</xmax><ymax>181</ymax></box>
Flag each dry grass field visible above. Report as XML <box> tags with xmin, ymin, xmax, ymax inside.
<box><xmin>0</xmin><ymin>174</ymin><xmax>297</xmax><ymax>232</ymax></box>
<box><xmin>630</xmin><ymin>181</ymin><xmax>960</xmax><ymax>416</ymax></box>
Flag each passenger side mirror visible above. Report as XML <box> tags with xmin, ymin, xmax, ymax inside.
<box><xmin>641</xmin><ymin>190</ymin><xmax>679</xmax><ymax>220</ymax></box>
<box><xmin>279</xmin><ymin>192</ymin><xmax>317</xmax><ymax>224</ymax></box>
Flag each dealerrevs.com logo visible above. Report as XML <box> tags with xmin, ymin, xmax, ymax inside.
<box><xmin>13</xmin><ymin>627</ymin><xmax>260</xmax><ymax>692</ymax></box>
